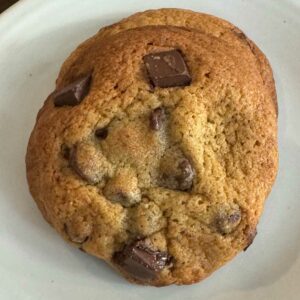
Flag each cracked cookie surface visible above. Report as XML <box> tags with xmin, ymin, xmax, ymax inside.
<box><xmin>26</xmin><ymin>9</ymin><xmax>278</xmax><ymax>286</ymax></box>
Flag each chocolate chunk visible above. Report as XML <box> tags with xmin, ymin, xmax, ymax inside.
<box><xmin>244</xmin><ymin>228</ymin><xmax>257</xmax><ymax>251</ymax></box>
<box><xmin>53</xmin><ymin>73</ymin><xmax>92</xmax><ymax>107</ymax></box>
<box><xmin>216</xmin><ymin>209</ymin><xmax>241</xmax><ymax>235</ymax></box>
<box><xmin>160</xmin><ymin>156</ymin><xmax>194</xmax><ymax>191</ymax></box>
<box><xmin>114</xmin><ymin>240</ymin><xmax>171</xmax><ymax>280</ymax></box>
<box><xmin>143</xmin><ymin>50</ymin><xmax>191</xmax><ymax>88</ymax></box>
<box><xmin>177</xmin><ymin>159</ymin><xmax>194</xmax><ymax>190</ymax></box>
<box><xmin>108</xmin><ymin>192</ymin><xmax>128</xmax><ymax>205</ymax></box>
<box><xmin>95</xmin><ymin>127</ymin><xmax>108</xmax><ymax>139</ymax></box>
<box><xmin>61</xmin><ymin>144</ymin><xmax>71</xmax><ymax>160</ymax></box>
<box><xmin>149</xmin><ymin>107</ymin><xmax>165</xmax><ymax>130</ymax></box>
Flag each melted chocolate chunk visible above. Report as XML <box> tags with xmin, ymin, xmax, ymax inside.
<box><xmin>143</xmin><ymin>50</ymin><xmax>191</xmax><ymax>88</ymax></box>
<box><xmin>216</xmin><ymin>209</ymin><xmax>242</xmax><ymax>235</ymax></box>
<box><xmin>149</xmin><ymin>107</ymin><xmax>165</xmax><ymax>130</ymax></box>
<box><xmin>160</xmin><ymin>157</ymin><xmax>194</xmax><ymax>191</ymax></box>
<box><xmin>114</xmin><ymin>240</ymin><xmax>171</xmax><ymax>280</ymax></box>
<box><xmin>95</xmin><ymin>127</ymin><xmax>108</xmax><ymax>139</ymax></box>
<box><xmin>61</xmin><ymin>144</ymin><xmax>71</xmax><ymax>160</ymax></box>
<box><xmin>244</xmin><ymin>228</ymin><xmax>257</xmax><ymax>251</ymax></box>
<box><xmin>54</xmin><ymin>73</ymin><xmax>92</xmax><ymax>107</ymax></box>
<box><xmin>176</xmin><ymin>159</ymin><xmax>194</xmax><ymax>190</ymax></box>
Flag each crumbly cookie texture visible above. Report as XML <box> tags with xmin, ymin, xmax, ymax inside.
<box><xmin>26</xmin><ymin>9</ymin><xmax>278</xmax><ymax>286</ymax></box>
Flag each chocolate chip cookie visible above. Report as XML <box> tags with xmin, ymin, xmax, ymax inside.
<box><xmin>26</xmin><ymin>9</ymin><xmax>278</xmax><ymax>286</ymax></box>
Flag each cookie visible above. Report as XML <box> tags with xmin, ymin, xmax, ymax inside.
<box><xmin>26</xmin><ymin>9</ymin><xmax>278</xmax><ymax>286</ymax></box>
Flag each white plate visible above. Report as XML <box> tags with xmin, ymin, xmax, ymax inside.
<box><xmin>0</xmin><ymin>0</ymin><xmax>299</xmax><ymax>299</ymax></box>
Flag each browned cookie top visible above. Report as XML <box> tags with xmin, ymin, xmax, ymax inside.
<box><xmin>59</xmin><ymin>8</ymin><xmax>277</xmax><ymax>114</ymax></box>
<box><xmin>26</xmin><ymin>10</ymin><xmax>278</xmax><ymax>286</ymax></box>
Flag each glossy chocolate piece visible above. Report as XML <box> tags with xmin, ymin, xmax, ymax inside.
<box><xmin>54</xmin><ymin>73</ymin><xmax>91</xmax><ymax>107</ymax></box>
<box><xmin>149</xmin><ymin>107</ymin><xmax>166</xmax><ymax>130</ymax></box>
<box><xmin>144</xmin><ymin>50</ymin><xmax>191</xmax><ymax>88</ymax></box>
<box><xmin>114</xmin><ymin>240</ymin><xmax>171</xmax><ymax>280</ymax></box>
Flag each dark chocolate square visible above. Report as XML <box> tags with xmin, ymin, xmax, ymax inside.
<box><xmin>143</xmin><ymin>50</ymin><xmax>191</xmax><ymax>88</ymax></box>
